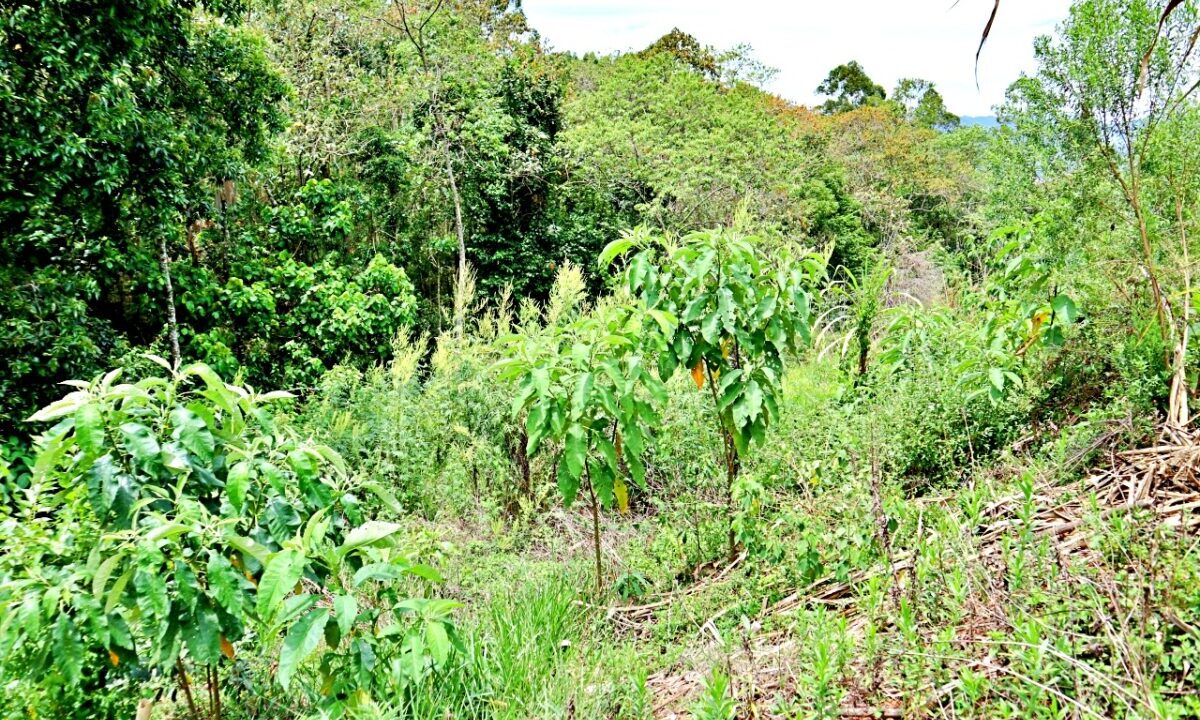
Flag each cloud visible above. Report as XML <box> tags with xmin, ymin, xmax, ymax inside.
<box><xmin>522</xmin><ymin>0</ymin><xmax>1073</xmax><ymax>117</ymax></box>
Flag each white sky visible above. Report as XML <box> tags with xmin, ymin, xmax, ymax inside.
<box><xmin>522</xmin><ymin>0</ymin><xmax>1074</xmax><ymax>117</ymax></box>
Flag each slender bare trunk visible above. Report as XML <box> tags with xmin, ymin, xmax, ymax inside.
<box><xmin>176</xmin><ymin>658</ymin><xmax>200</xmax><ymax>720</ymax></box>
<box><xmin>1131</xmin><ymin>189</ymin><xmax>1171</xmax><ymax>360</ymax></box>
<box><xmin>445</xmin><ymin>152</ymin><xmax>466</xmax><ymax>304</ymax></box>
<box><xmin>210</xmin><ymin>665</ymin><xmax>223</xmax><ymax>720</ymax></box>
<box><xmin>705</xmin><ymin>363</ymin><xmax>739</xmax><ymax>560</ymax></box>
<box><xmin>585</xmin><ymin>464</ymin><xmax>602</xmax><ymax>594</ymax></box>
<box><xmin>1168</xmin><ymin>188</ymin><xmax>1192</xmax><ymax>429</ymax></box>
<box><xmin>159</xmin><ymin>235</ymin><xmax>181</xmax><ymax>367</ymax></box>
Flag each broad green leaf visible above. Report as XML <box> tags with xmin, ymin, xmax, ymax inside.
<box><xmin>682</xmin><ymin>293</ymin><xmax>710</xmax><ymax>323</ymax></box>
<box><xmin>526</xmin><ymin>400</ymin><xmax>550</xmax><ymax>455</ymax></box>
<box><xmin>742</xmin><ymin>380</ymin><xmax>764</xmax><ymax>424</ymax></box>
<box><xmin>1051</xmin><ymin>294</ymin><xmax>1078</xmax><ymax>324</ymax></box>
<box><xmin>596</xmin><ymin>436</ymin><xmax>618</xmax><ymax>477</ymax></box>
<box><xmin>562</xmin><ymin>424</ymin><xmax>586</xmax><ymax>481</ymax></box>
<box><xmin>426</xmin><ymin>621</ymin><xmax>451</xmax><ymax>665</ymax></box>
<box><xmin>339</xmin><ymin>521</ymin><xmax>402</xmax><ymax>556</ymax></box>
<box><xmin>227</xmin><ymin>461</ymin><xmax>251</xmax><ymax>513</ymax></box>
<box><xmin>159</xmin><ymin>442</ymin><xmax>190</xmax><ymax>473</ymax></box>
<box><xmin>700</xmin><ymin>312</ymin><xmax>721</xmax><ymax>344</ymax></box>
<box><xmin>207</xmin><ymin>551</ymin><xmax>246</xmax><ymax>617</ymax></box>
<box><xmin>259</xmin><ymin>461</ymin><xmax>286</xmax><ymax>494</ymax></box>
<box><xmin>334</xmin><ymin>595</ymin><xmax>357</xmax><ymax>638</ymax></box>
<box><xmin>226</xmin><ymin>534</ymin><xmax>272</xmax><ymax>568</ymax></box>
<box><xmin>353</xmin><ymin>562</ymin><xmax>411</xmax><ymax>587</ymax></box>
<box><xmin>557</xmin><ymin>454</ymin><xmax>581</xmax><ymax>507</ymax></box>
<box><xmin>287</xmin><ymin>448</ymin><xmax>319</xmax><ymax>480</ymax></box>
<box><xmin>184</xmin><ymin>605</ymin><xmax>222</xmax><ymax>665</ymax></box>
<box><xmin>143</xmin><ymin>354</ymin><xmax>174</xmax><ymax>373</ymax></box>
<box><xmin>28</xmin><ymin>392</ymin><xmax>89</xmax><ymax>423</ymax></box>
<box><xmin>361</xmin><ymin>481</ymin><xmax>404</xmax><ymax>515</ymax></box>
<box><xmin>32</xmin><ymin>428</ymin><xmax>72</xmax><ymax>482</ymax></box>
<box><xmin>647</xmin><ymin>309</ymin><xmax>677</xmax><ymax>334</ymax></box>
<box><xmin>134</xmin><ymin>568</ymin><xmax>170</xmax><ymax>622</ymax></box>
<box><xmin>75</xmin><ymin>404</ymin><xmax>104</xmax><ymax>455</ymax></box>
<box><xmin>256</xmin><ymin>549</ymin><xmax>305</xmax><ymax>620</ymax></box>
<box><xmin>92</xmin><ymin>552</ymin><xmax>124</xmax><ymax>600</ymax></box>
<box><xmin>171</xmin><ymin>407</ymin><xmax>214</xmax><ymax>461</ymax></box>
<box><xmin>404</xmin><ymin>564</ymin><xmax>444</xmax><ymax>583</ymax></box>
<box><xmin>571</xmin><ymin>373</ymin><xmax>594</xmax><ymax>418</ymax></box>
<box><xmin>119</xmin><ymin>423</ymin><xmax>160</xmax><ymax>462</ymax></box>
<box><xmin>258</xmin><ymin>390</ymin><xmax>297</xmax><ymax>402</ymax></box>
<box><xmin>53</xmin><ymin>615</ymin><xmax>84</xmax><ymax>686</ymax></box>
<box><xmin>598</xmin><ymin>236</ymin><xmax>636</xmax><ymax>267</ymax></box>
<box><xmin>278</xmin><ymin>608</ymin><xmax>329</xmax><ymax>690</ymax></box>
<box><xmin>105</xmin><ymin>567</ymin><xmax>134</xmax><ymax>613</ymax></box>
<box><xmin>145</xmin><ymin>522</ymin><xmax>189</xmax><ymax>542</ymax></box>
<box><xmin>511</xmin><ymin>374</ymin><xmax>538</xmax><ymax>417</ymax></box>
<box><xmin>531</xmin><ymin>367</ymin><xmax>550</xmax><ymax>395</ymax></box>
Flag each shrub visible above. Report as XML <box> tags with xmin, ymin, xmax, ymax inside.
<box><xmin>0</xmin><ymin>361</ymin><xmax>454</xmax><ymax>719</ymax></box>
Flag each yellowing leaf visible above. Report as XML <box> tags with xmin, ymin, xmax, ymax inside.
<box><xmin>691</xmin><ymin>363</ymin><xmax>705</xmax><ymax>389</ymax></box>
<box><xmin>615</xmin><ymin>477</ymin><xmax>629</xmax><ymax>514</ymax></box>
<box><xmin>220</xmin><ymin>636</ymin><xmax>235</xmax><ymax>661</ymax></box>
<box><xmin>108</xmin><ymin>650</ymin><xmax>120</xmax><ymax>667</ymax></box>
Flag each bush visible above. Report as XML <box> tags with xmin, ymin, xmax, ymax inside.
<box><xmin>301</xmin><ymin>295</ymin><xmax>520</xmax><ymax>519</ymax></box>
<box><xmin>0</xmin><ymin>361</ymin><xmax>454</xmax><ymax>719</ymax></box>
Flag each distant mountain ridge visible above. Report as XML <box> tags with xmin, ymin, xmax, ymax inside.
<box><xmin>960</xmin><ymin>115</ymin><xmax>1000</xmax><ymax>128</ymax></box>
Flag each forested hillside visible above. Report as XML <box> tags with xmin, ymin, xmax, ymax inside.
<box><xmin>2</xmin><ymin>1</ymin><xmax>1200</xmax><ymax>718</ymax></box>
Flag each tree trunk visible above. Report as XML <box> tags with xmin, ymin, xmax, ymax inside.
<box><xmin>585</xmin><ymin>466</ymin><xmax>603</xmax><ymax>594</ymax></box>
<box><xmin>1168</xmin><ymin>189</ymin><xmax>1192</xmax><ymax>430</ymax></box>
<box><xmin>176</xmin><ymin>658</ymin><xmax>200</xmax><ymax>720</ymax></box>
<box><xmin>705</xmin><ymin>362</ymin><xmax>740</xmax><ymax>561</ymax></box>
<box><xmin>1130</xmin><ymin>183</ymin><xmax>1172</xmax><ymax>367</ymax></box>
<box><xmin>440</xmin><ymin>141</ymin><xmax>468</xmax><ymax>338</ymax></box>
<box><xmin>159</xmin><ymin>235</ymin><xmax>181</xmax><ymax>367</ymax></box>
<box><xmin>724</xmin><ymin>429</ymin><xmax>738</xmax><ymax>561</ymax></box>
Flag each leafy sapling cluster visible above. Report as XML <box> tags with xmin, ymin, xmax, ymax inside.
<box><xmin>496</xmin><ymin>266</ymin><xmax>669</xmax><ymax>592</ymax></box>
<box><xmin>0</xmin><ymin>360</ymin><xmax>456</xmax><ymax>719</ymax></box>
<box><xmin>603</xmin><ymin>228</ymin><xmax>827</xmax><ymax>558</ymax></box>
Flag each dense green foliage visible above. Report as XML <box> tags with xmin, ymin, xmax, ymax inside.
<box><xmin>5</xmin><ymin>0</ymin><xmax>1200</xmax><ymax>718</ymax></box>
<box><xmin>1</xmin><ymin>0</ymin><xmax>287</xmax><ymax>435</ymax></box>
<box><xmin>0</xmin><ymin>362</ymin><xmax>453</xmax><ymax>718</ymax></box>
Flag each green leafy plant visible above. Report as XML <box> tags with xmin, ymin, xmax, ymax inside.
<box><xmin>0</xmin><ymin>360</ymin><xmax>453</xmax><ymax>719</ymax></box>
<box><xmin>603</xmin><ymin>227</ymin><xmax>826</xmax><ymax>558</ymax></box>
<box><xmin>496</xmin><ymin>265</ymin><xmax>669</xmax><ymax>591</ymax></box>
<box><xmin>691</xmin><ymin>666</ymin><xmax>738</xmax><ymax>720</ymax></box>
<box><xmin>960</xmin><ymin>226</ymin><xmax>1078</xmax><ymax>403</ymax></box>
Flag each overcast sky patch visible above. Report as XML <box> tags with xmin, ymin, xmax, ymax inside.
<box><xmin>522</xmin><ymin>0</ymin><xmax>1073</xmax><ymax>117</ymax></box>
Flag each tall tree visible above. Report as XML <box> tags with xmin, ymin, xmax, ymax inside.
<box><xmin>816</xmin><ymin>61</ymin><xmax>886</xmax><ymax>114</ymax></box>
<box><xmin>0</xmin><ymin>0</ymin><xmax>286</xmax><ymax>432</ymax></box>
<box><xmin>893</xmin><ymin>78</ymin><xmax>961</xmax><ymax>131</ymax></box>
<box><xmin>1005</xmin><ymin>0</ymin><xmax>1200</xmax><ymax>426</ymax></box>
<box><xmin>638</xmin><ymin>28</ymin><xmax>720</xmax><ymax>79</ymax></box>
